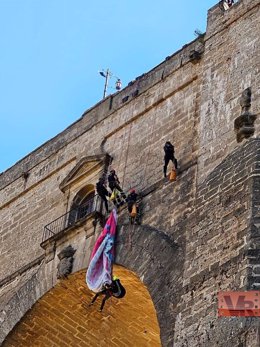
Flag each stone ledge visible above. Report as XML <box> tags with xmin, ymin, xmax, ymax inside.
<box><xmin>0</xmin><ymin>255</ymin><xmax>44</xmax><ymax>290</ymax></box>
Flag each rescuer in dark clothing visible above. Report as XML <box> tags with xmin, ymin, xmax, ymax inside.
<box><xmin>126</xmin><ymin>189</ymin><xmax>141</xmax><ymax>224</ymax></box>
<box><xmin>89</xmin><ymin>278</ymin><xmax>126</xmax><ymax>312</ymax></box>
<box><xmin>126</xmin><ymin>189</ymin><xmax>138</xmax><ymax>214</ymax></box>
<box><xmin>163</xmin><ymin>141</ymin><xmax>178</xmax><ymax>178</ymax></box>
<box><xmin>96</xmin><ymin>178</ymin><xmax>110</xmax><ymax>213</ymax></box>
<box><xmin>108</xmin><ymin>170</ymin><xmax>124</xmax><ymax>193</ymax></box>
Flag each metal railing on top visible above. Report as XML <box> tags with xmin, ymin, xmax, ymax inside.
<box><xmin>42</xmin><ymin>195</ymin><xmax>104</xmax><ymax>243</ymax></box>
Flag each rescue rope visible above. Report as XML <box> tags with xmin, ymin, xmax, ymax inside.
<box><xmin>127</xmin><ymin>222</ymin><xmax>135</xmax><ymax>251</ymax></box>
<box><xmin>141</xmin><ymin>110</ymin><xmax>157</xmax><ymax>190</ymax></box>
<box><xmin>121</xmin><ymin>122</ymin><xmax>133</xmax><ymax>189</ymax></box>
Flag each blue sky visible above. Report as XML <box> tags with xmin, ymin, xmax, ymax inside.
<box><xmin>0</xmin><ymin>0</ymin><xmax>217</xmax><ymax>173</ymax></box>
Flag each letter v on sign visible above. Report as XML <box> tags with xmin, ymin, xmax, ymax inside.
<box><xmin>218</xmin><ymin>291</ymin><xmax>260</xmax><ymax>317</ymax></box>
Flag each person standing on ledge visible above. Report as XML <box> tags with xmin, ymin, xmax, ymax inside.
<box><xmin>227</xmin><ymin>0</ymin><xmax>234</xmax><ymax>6</ymax></box>
<box><xmin>223</xmin><ymin>0</ymin><xmax>234</xmax><ymax>10</ymax></box>
<box><xmin>163</xmin><ymin>141</ymin><xmax>178</xmax><ymax>178</ymax></box>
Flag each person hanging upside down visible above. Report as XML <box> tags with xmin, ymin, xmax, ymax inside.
<box><xmin>89</xmin><ymin>278</ymin><xmax>126</xmax><ymax>312</ymax></box>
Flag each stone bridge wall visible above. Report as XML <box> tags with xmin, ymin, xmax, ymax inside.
<box><xmin>0</xmin><ymin>0</ymin><xmax>260</xmax><ymax>346</ymax></box>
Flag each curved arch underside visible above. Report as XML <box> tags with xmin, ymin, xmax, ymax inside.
<box><xmin>3</xmin><ymin>265</ymin><xmax>161</xmax><ymax>347</ymax></box>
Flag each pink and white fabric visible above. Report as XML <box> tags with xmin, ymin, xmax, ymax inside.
<box><xmin>86</xmin><ymin>209</ymin><xmax>117</xmax><ymax>293</ymax></box>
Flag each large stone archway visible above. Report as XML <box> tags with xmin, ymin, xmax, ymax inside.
<box><xmin>3</xmin><ymin>265</ymin><xmax>161</xmax><ymax>347</ymax></box>
<box><xmin>115</xmin><ymin>224</ymin><xmax>183</xmax><ymax>347</ymax></box>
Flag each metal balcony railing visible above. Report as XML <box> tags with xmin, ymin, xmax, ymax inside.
<box><xmin>42</xmin><ymin>195</ymin><xmax>104</xmax><ymax>243</ymax></box>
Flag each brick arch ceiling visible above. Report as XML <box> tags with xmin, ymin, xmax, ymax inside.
<box><xmin>3</xmin><ymin>265</ymin><xmax>161</xmax><ymax>347</ymax></box>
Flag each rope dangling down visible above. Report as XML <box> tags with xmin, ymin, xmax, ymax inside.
<box><xmin>86</xmin><ymin>209</ymin><xmax>117</xmax><ymax>293</ymax></box>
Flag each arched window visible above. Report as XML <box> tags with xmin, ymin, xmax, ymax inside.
<box><xmin>68</xmin><ymin>185</ymin><xmax>95</xmax><ymax>226</ymax></box>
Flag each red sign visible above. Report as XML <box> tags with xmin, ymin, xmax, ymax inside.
<box><xmin>218</xmin><ymin>291</ymin><xmax>260</xmax><ymax>317</ymax></box>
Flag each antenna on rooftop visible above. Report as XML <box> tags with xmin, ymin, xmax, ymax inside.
<box><xmin>99</xmin><ymin>68</ymin><xmax>122</xmax><ymax>99</ymax></box>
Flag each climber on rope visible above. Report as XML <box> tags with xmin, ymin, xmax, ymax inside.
<box><xmin>96</xmin><ymin>177</ymin><xmax>110</xmax><ymax>213</ymax></box>
<box><xmin>127</xmin><ymin>189</ymin><xmax>140</xmax><ymax>224</ymax></box>
<box><xmin>89</xmin><ymin>277</ymin><xmax>126</xmax><ymax>312</ymax></box>
<box><xmin>108</xmin><ymin>169</ymin><xmax>127</xmax><ymax>208</ymax></box>
<box><xmin>163</xmin><ymin>141</ymin><xmax>178</xmax><ymax>179</ymax></box>
<box><xmin>108</xmin><ymin>170</ymin><xmax>125</xmax><ymax>196</ymax></box>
